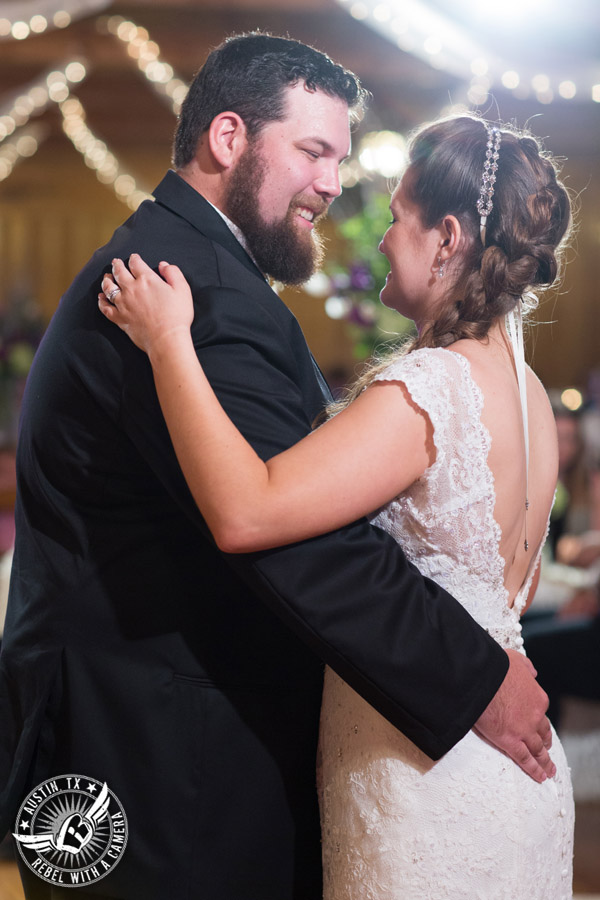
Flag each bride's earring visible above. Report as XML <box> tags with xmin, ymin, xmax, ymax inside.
<box><xmin>437</xmin><ymin>255</ymin><xmax>447</xmax><ymax>279</ymax></box>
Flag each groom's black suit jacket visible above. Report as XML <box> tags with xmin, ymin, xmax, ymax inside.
<box><xmin>0</xmin><ymin>171</ymin><xmax>507</xmax><ymax>899</ymax></box>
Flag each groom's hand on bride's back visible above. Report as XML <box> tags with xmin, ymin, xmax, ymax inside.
<box><xmin>473</xmin><ymin>649</ymin><xmax>555</xmax><ymax>784</ymax></box>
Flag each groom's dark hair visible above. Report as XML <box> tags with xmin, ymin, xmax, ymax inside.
<box><xmin>173</xmin><ymin>32</ymin><xmax>367</xmax><ymax>168</ymax></box>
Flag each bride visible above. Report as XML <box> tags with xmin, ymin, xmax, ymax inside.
<box><xmin>100</xmin><ymin>115</ymin><xmax>574</xmax><ymax>898</ymax></box>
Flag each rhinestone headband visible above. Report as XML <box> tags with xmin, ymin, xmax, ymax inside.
<box><xmin>476</xmin><ymin>124</ymin><xmax>501</xmax><ymax>246</ymax></box>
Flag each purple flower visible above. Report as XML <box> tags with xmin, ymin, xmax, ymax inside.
<box><xmin>349</xmin><ymin>264</ymin><xmax>374</xmax><ymax>291</ymax></box>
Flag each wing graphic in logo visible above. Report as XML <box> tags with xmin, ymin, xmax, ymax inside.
<box><xmin>14</xmin><ymin>782</ymin><xmax>111</xmax><ymax>855</ymax></box>
<box><xmin>11</xmin><ymin>832</ymin><xmax>55</xmax><ymax>852</ymax></box>
<box><xmin>85</xmin><ymin>782</ymin><xmax>110</xmax><ymax>825</ymax></box>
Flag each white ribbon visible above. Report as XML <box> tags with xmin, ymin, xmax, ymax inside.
<box><xmin>506</xmin><ymin>301</ymin><xmax>530</xmax><ymax>549</ymax></box>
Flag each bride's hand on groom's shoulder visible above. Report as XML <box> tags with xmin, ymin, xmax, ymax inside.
<box><xmin>98</xmin><ymin>254</ymin><xmax>194</xmax><ymax>357</ymax></box>
<box><xmin>474</xmin><ymin>649</ymin><xmax>555</xmax><ymax>784</ymax></box>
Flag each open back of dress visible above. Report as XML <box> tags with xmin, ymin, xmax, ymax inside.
<box><xmin>318</xmin><ymin>347</ymin><xmax>573</xmax><ymax>900</ymax></box>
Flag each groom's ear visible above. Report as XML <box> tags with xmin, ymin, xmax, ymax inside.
<box><xmin>207</xmin><ymin>112</ymin><xmax>248</xmax><ymax>170</ymax></box>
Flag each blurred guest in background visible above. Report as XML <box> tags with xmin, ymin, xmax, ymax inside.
<box><xmin>525</xmin><ymin>583</ymin><xmax>600</xmax><ymax>729</ymax></box>
<box><xmin>524</xmin><ymin>387</ymin><xmax>600</xmax><ymax>730</ymax></box>
<box><xmin>550</xmin><ymin>397</ymin><xmax>600</xmax><ymax>561</ymax></box>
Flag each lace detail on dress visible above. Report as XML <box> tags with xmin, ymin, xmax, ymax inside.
<box><xmin>370</xmin><ymin>348</ymin><xmax>522</xmax><ymax>651</ymax></box>
<box><xmin>319</xmin><ymin>347</ymin><xmax>574</xmax><ymax>900</ymax></box>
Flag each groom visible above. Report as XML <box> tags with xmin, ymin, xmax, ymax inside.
<box><xmin>1</xmin><ymin>34</ymin><xmax>553</xmax><ymax>900</ymax></box>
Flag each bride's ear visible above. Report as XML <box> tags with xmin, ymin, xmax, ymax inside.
<box><xmin>207</xmin><ymin>112</ymin><xmax>248</xmax><ymax>170</ymax></box>
<box><xmin>438</xmin><ymin>215</ymin><xmax>462</xmax><ymax>264</ymax></box>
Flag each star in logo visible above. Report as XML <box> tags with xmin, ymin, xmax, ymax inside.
<box><xmin>12</xmin><ymin>774</ymin><xmax>128</xmax><ymax>889</ymax></box>
<box><xmin>14</xmin><ymin>782</ymin><xmax>110</xmax><ymax>855</ymax></box>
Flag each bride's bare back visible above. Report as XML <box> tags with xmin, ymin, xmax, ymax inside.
<box><xmin>317</xmin><ymin>337</ymin><xmax>572</xmax><ymax>900</ymax></box>
<box><xmin>450</xmin><ymin>328</ymin><xmax>558</xmax><ymax>608</ymax></box>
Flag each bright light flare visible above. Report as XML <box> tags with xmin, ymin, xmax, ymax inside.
<box><xmin>358</xmin><ymin>131</ymin><xmax>406</xmax><ymax>178</ymax></box>
<box><xmin>561</xmin><ymin>388</ymin><xmax>583</xmax><ymax>411</ymax></box>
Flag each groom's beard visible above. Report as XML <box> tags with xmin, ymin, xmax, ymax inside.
<box><xmin>225</xmin><ymin>143</ymin><xmax>327</xmax><ymax>285</ymax></box>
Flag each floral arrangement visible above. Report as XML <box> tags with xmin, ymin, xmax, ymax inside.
<box><xmin>325</xmin><ymin>190</ymin><xmax>414</xmax><ymax>360</ymax></box>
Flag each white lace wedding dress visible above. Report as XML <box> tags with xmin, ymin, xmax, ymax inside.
<box><xmin>318</xmin><ymin>348</ymin><xmax>574</xmax><ymax>900</ymax></box>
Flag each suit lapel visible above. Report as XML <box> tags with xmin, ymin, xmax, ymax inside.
<box><xmin>309</xmin><ymin>355</ymin><xmax>334</xmax><ymax>404</ymax></box>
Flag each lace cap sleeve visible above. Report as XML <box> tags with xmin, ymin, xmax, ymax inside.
<box><xmin>371</xmin><ymin>348</ymin><xmax>484</xmax><ymax>479</ymax></box>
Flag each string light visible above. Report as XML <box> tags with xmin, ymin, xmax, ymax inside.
<box><xmin>0</xmin><ymin>61</ymin><xmax>88</xmax><ymax>144</ymax></box>
<box><xmin>373</xmin><ymin>3</ymin><xmax>391</xmax><ymax>22</ymax></box>
<box><xmin>350</xmin><ymin>3</ymin><xmax>369</xmax><ymax>20</ymax></box>
<box><xmin>98</xmin><ymin>15</ymin><xmax>188</xmax><ymax>115</ymax></box>
<box><xmin>0</xmin><ymin>0</ymin><xmax>111</xmax><ymax>40</ymax></box>
<box><xmin>467</xmin><ymin>76</ymin><xmax>491</xmax><ymax>106</ymax></box>
<box><xmin>1</xmin><ymin>13</ymin><xmax>182</xmax><ymax>202</ymax></box>
<box><xmin>338</xmin><ymin>159</ymin><xmax>364</xmax><ymax>188</ymax></box>
<box><xmin>358</xmin><ymin>131</ymin><xmax>407</xmax><ymax>178</ymax></box>
<box><xmin>501</xmin><ymin>71</ymin><xmax>520</xmax><ymax>90</ymax></box>
<box><xmin>0</xmin><ymin>58</ymin><xmax>151</xmax><ymax>210</ymax></box>
<box><xmin>559</xmin><ymin>81</ymin><xmax>577</xmax><ymax>100</ymax></box>
<box><xmin>333</xmin><ymin>0</ymin><xmax>600</xmax><ymax>104</ymax></box>
<box><xmin>0</xmin><ymin>124</ymin><xmax>47</xmax><ymax>181</ymax></box>
<box><xmin>561</xmin><ymin>388</ymin><xmax>583</xmax><ymax>411</ymax></box>
<box><xmin>59</xmin><ymin>97</ymin><xmax>152</xmax><ymax>210</ymax></box>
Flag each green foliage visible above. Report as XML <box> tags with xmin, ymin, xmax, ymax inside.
<box><xmin>337</xmin><ymin>192</ymin><xmax>394</xmax><ymax>291</ymax></box>
<box><xmin>326</xmin><ymin>190</ymin><xmax>415</xmax><ymax>360</ymax></box>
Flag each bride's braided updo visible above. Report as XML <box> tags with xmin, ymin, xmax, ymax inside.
<box><xmin>327</xmin><ymin>114</ymin><xmax>572</xmax><ymax>414</ymax></box>
<box><xmin>406</xmin><ymin>115</ymin><xmax>571</xmax><ymax>350</ymax></box>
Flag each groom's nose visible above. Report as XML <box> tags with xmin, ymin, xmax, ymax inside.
<box><xmin>313</xmin><ymin>160</ymin><xmax>342</xmax><ymax>201</ymax></box>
